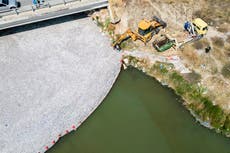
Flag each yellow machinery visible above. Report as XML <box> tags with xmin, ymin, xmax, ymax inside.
<box><xmin>192</xmin><ymin>18</ymin><xmax>208</xmax><ymax>35</ymax></box>
<box><xmin>180</xmin><ymin>18</ymin><xmax>208</xmax><ymax>48</ymax></box>
<box><xmin>112</xmin><ymin>16</ymin><xmax>167</xmax><ymax>50</ymax></box>
<box><xmin>184</xmin><ymin>18</ymin><xmax>208</xmax><ymax>36</ymax></box>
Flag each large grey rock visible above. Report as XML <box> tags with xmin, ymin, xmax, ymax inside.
<box><xmin>0</xmin><ymin>17</ymin><xmax>121</xmax><ymax>153</ymax></box>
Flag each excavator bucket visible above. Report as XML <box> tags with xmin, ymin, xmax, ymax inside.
<box><xmin>113</xmin><ymin>44</ymin><xmax>121</xmax><ymax>50</ymax></box>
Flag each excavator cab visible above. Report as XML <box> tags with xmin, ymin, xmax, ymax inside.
<box><xmin>138</xmin><ymin>20</ymin><xmax>153</xmax><ymax>36</ymax></box>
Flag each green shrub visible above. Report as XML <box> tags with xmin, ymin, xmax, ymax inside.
<box><xmin>209</xmin><ymin>105</ymin><xmax>226</xmax><ymax>128</ymax></box>
<box><xmin>104</xmin><ymin>18</ymin><xmax>111</xmax><ymax>30</ymax></box>
<box><xmin>223</xmin><ymin>115</ymin><xmax>230</xmax><ymax>131</ymax></box>
<box><xmin>170</xmin><ymin>72</ymin><xmax>185</xmax><ymax>84</ymax></box>
<box><xmin>197</xmin><ymin>98</ymin><xmax>226</xmax><ymax>128</ymax></box>
<box><xmin>159</xmin><ymin>64</ymin><xmax>168</xmax><ymax>74</ymax></box>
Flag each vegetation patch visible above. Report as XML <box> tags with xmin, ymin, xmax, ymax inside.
<box><xmin>223</xmin><ymin>115</ymin><xmax>230</xmax><ymax>133</ymax></box>
<box><xmin>119</xmin><ymin>38</ymin><xmax>134</xmax><ymax>50</ymax></box>
<box><xmin>93</xmin><ymin>16</ymin><xmax>116</xmax><ymax>37</ymax></box>
<box><xmin>192</xmin><ymin>100</ymin><xmax>226</xmax><ymax>129</ymax></box>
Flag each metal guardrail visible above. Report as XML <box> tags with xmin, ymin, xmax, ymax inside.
<box><xmin>0</xmin><ymin>0</ymin><xmax>82</xmax><ymax>17</ymax></box>
<box><xmin>0</xmin><ymin>0</ymin><xmax>108</xmax><ymax>30</ymax></box>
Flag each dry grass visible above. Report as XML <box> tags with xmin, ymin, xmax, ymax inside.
<box><xmin>193</xmin><ymin>0</ymin><xmax>230</xmax><ymax>26</ymax></box>
<box><xmin>109</xmin><ymin>0</ymin><xmax>123</xmax><ymax>5</ymax></box>
<box><xmin>227</xmin><ymin>35</ymin><xmax>230</xmax><ymax>44</ymax></box>
<box><xmin>203</xmin><ymin>76</ymin><xmax>228</xmax><ymax>97</ymax></box>
<box><xmin>211</xmin><ymin>47</ymin><xmax>227</xmax><ymax>64</ymax></box>
<box><xmin>193</xmin><ymin>41</ymin><xmax>204</xmax><ymax>50</ymax></box>
<box><xmin>162</xmin><ymin>0</ymin><xmax>190</xmax><ymax>4</ymax></box>
<box><xmin>217</xmin><ymin>24</ymin><xmax>229</xmax><ymax>33</ymax></box>
<box><xmin>181</xmin><ymin>45</ymin><xmax>201</xmax><ymax>67</ymax></box>
<box><xmin>222</xmin><ymin>63</ymin><xmax>230</xmax><ymax>78</ymax></box>
<box><xmin>193</xmin><ymin>38</ymin><xmax>209</xmax><ymax>50</ymax></box>
<box><xmin>211</xmin><ymin>36</ymin><xmax>225</xmax><ymax>47</ymax></box>
<box><xmin>183</xmin><ymin>71</ymin><xmax>201</xmax><ymax>83</ymax></box>
<box><xmin>224</xmin><ymin>44</ymin><xmax>230</xmax><ymax>57</ymax></box>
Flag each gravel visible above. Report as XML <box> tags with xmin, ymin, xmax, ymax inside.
<box><xmin>0</xmin><ymin>17</ymin><xmax>121</xmax><ymax>153</ymax></box>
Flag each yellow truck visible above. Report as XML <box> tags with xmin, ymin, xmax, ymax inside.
<box><xmin>177</xmin><ymin>18</ymin><xmax>209</xmax><ymax>48</ymax></box>
<box><xmin>184</xmin><ymin>18</ymin><xmax>208</xmax><ymax>36</ymax></box>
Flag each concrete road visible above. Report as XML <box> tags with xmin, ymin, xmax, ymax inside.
<box><xmin>0</xmin><ymin>17</ymin><xmax>121</xmax><ymax>153</ymax></box>
<box><xmin>19</xmin><ymin>0</ymin><xmax>32</xmax><ymax>6</ymax></box>
<box><xmin>0</xmin><ymin>0</ymin><xmax>108</xmax><ymax>30</ymax></box>
<box><xmin>0</xmin><ymin>0</ymin><xmax>106</xmax><ymax>18</ymax></box>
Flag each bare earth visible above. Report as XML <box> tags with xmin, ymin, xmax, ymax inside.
<box><xmin>110</xmin><ymin>0</ymin><xmax>230</xmax><ymax>113</ymax></box>
<box><xmin>0</xmin><ymin>17</ymin><xmax>121</xmax><ymax>153</ymax></box>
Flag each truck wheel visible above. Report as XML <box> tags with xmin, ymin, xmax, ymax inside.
<box><xmin>17</xmin><ymin>2</ymin><xmax>21</xmax><ymax>8</ymax></box>
<box><xmin>10</xmin><ymin>6</ymin><xmax>16</xmax><ymax>9</ymax></box>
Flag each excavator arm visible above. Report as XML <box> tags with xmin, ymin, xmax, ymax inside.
<box><xmin>112</xmin><ymin>16</ymin><xmax>167</xmax><ymax>50</ymax></box>
<box><xmin>112</xmin><ymin>29</ymin><xmax>149</xmax><ymax>50</ymax></box>
<box><xmin>112</xmin><ymin>29</ymin><xmax>138</xmax><ymax>50</ymax></box>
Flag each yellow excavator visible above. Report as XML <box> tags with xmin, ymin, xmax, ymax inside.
<box><xmin>112</xmin><ymin>16</ymin><xmax>167</xmax><ymax>50</ymax></box>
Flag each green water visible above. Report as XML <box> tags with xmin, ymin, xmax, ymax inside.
<box><xmin>48</xmin><ymin>68</ymin><xmax>230</xmax><ymax>153</ymax></box>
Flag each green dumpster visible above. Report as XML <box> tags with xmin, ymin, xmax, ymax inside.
<box><xmin>153</xmin><ymin>35</ymin><xmax>175</xmax><ymax>52</ymax></box>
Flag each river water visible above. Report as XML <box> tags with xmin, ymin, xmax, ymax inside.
<box><xmin>48</xmin><ymin>68</ymin><xmax>230</xmax><ymax>153</ymax></box>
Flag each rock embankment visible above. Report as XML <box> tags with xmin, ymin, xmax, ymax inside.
<box><xmin>0</xmin><ymin>17</ymin><xmax>121</xmax><ymax>153</ymax></box>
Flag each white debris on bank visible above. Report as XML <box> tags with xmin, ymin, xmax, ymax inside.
<box><xmin>0</xmin><ymin>18</ymin><xmax>121</xmax><ymax>153</ymax></box>
<box><xmin>123</xmin><ymin>50</ymin><xmax>191</xmax><ymax>74</ymax></box>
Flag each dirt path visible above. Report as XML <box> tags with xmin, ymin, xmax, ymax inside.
<box><xmin>123</xmin><ymin>50</ymin><xmax>191</xmax><ymax>74</ymax></box>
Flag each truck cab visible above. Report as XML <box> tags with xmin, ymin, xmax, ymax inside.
<box><xmin>192</xmin><ymin>18</ymin><xmax>208</xmax><ymax>36</ymax></box>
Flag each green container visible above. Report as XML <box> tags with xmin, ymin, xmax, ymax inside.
<box><xmin>157</xmin><ymin>41</ymin><xmax>175</xmax><ymax>52</ymax></box>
